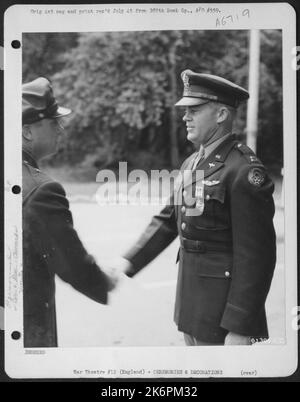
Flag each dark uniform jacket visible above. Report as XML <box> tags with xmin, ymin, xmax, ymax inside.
<box><xmin>124</xmin><ymin>134</ymin><xmax>276</xmax><ymax>343</ymax></box>
<box><xmin>22</xmin><ymin>151</ymin><xmax>109</xmax><ymax>347</ymax></box>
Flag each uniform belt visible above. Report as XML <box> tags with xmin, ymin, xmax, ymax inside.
<box><xmin>181</xmin><ymin>239</ymin><xmax>232</xmax><ymax>253</ymax></box>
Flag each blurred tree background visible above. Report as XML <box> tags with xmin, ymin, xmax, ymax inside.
<box><xmin>22</xmin><ymin>30</ymin><xmax>283</xmax><ymax>179</ymax></box>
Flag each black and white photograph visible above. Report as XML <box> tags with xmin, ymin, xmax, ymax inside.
<box><xmin>3</xmin><ymin>3</ymin><xmax>298</xmax><ymax>379</ymax></box>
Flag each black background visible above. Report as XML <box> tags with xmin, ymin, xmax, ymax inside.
<box><xmin>0</xmin><ymin>0</ymin><xmax>299</xmax><ymax>389</ymax></box>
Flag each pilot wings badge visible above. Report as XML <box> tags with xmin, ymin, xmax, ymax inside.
<box><xmin>203</xmin><ymin>180</ymin><xmax>220</xmax><ymax>186</ymax></box>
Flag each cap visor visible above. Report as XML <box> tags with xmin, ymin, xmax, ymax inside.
<box><xmin>174</xmin><ymin>97</ymin><xmax>210</xmax><ymax>107</ymax></box>
<box><xmin>53</xmin><ymin>106</ymin><xmax>72</xmax><ymax>118</ymax></box>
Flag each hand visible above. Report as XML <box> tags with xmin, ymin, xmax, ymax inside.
<box><xmin>224</xmin><ymin>331</ymin><xmax>252</xmax><ymax>345</ymax></box>
<box><xmin>104</xmin><ymin>271</ymin><xmax>119</xmax><ymax>291</ymax></box>
<box><xmin>103</xmin><ymin>257</ymin><xmax>132</xmax><ymax>291</ymax></box>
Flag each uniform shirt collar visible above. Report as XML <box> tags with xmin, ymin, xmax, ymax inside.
<box><xmin>22</xmin><ymin>149</ymin><xmax>39</xmax><ymax>169</ymax></box>
<box><xmin>204</xmin><ymin>132</ymin><xmax>232</xmax><ymax>159</ymax></box>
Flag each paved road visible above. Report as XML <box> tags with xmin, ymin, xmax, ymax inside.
<box><xmin>55</xmin><ymin>184</ymin><xmax>285</xmax><ymax>347</ymax></box>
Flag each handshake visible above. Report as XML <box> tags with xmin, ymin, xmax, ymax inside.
<box><xmin>102</xmin><ymin>257</ymin><xmax>132</xmax><ymax>291</ymax></box>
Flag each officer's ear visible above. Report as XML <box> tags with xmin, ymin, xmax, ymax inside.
<box><xmin>216</xmin><ymin>106</ymin><xmax>230</xmax><ymax>124</ymax></box>
<box><xmin>22</xmin><ymin>125</ymin><xmax>33</xmax><ymax>142</ymax></box>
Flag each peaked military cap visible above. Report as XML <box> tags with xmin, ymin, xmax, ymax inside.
<box><xmin>175</xmin><ymin>70</ymin><xmax>249</xmax><ymax>108</ymax></box>
<box><xmin>22</xmin><ymin>77</ymin><xmax>71</xmax><ymax>125</ymax></box>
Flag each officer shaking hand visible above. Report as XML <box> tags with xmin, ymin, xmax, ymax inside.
<box><xmin>22</xmin><ymin>77</ymin><xmax>116</xmax><ymax>348</ymax></box>
<box><xmin>113</xmin><ymin>70</ymin><xmax>276</xmax><ymax>346</ymax></box>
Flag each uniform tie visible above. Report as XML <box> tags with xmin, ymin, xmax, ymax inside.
<box><xmin>192</xmin><ymin>145</ymin><xmax>205</xmax><ymax>171</ymax></box>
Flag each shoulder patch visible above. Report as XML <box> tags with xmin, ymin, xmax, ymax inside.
<box><xmin>248</xmin><ymin>167</ymin><xmax>266</xmax><ymax>187</ymax></box>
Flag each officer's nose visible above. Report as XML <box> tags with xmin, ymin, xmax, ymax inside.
<box><xmin>182</xmin><ymin>108</ymin><xmax>192</xmax><ymax>122</ymax></box>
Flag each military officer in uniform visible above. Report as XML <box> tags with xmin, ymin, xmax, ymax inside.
<box><xmin>112</xmin><ymin>70</ymin><xmax>276</xmax><ymax>346</ymax></box>
<box><xmin>22</xmin><ymin>77</ymin><xmax>114</xmax><ymax>347</ymax></box>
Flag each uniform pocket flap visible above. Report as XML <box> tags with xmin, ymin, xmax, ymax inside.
<box><xmin>197</xmin><ymin>264</ymin><xmax>232</xmax><ymax>279</ymax></box>
<box><xmin>205</xmin><ymin>184</ymin><xmax>226</xmax><ymax>203</ymax></box>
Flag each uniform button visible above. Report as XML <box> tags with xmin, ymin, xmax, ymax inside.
<box><xmin>206</xmin><ymin>194</ymin><xmax>210</xmax><ymax>200</ymax></box>
<box><xmin>181</xmin><ymin>206</ymin><xmax>186</xmax><ymax>213</ymax></box>
<box><xmin>181</xmin><ymin>222</ymin><xmax>186</xmax><ymax>231</ymax></box>
<box><xmin>225</xmin><ymin>271</ymin><xmax>230</xmax><ymax>278</ymax></box>
<box><xmin>182</xmin><ymin>190</ymin><xmax>187</xmax><ymax>198</ymax></box>
<box><xmin>45</xmin><ymin>302</ymin><xmax>49</xmax><ymax>308</ymax></box>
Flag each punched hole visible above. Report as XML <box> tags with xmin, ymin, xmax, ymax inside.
<box><xmin>12</xmin><ymin>185</ymin><xmax>21</xmax><ymax>194</ymax></box>
<box><xmin>11</xmin><ymin>331</ymin><xmax>21</xmax><ymax>340</ymax></box>
<box><xmin>11</xmin><ymin>40</ymin><xmax>21</xmax><ymax>49</ymax></box>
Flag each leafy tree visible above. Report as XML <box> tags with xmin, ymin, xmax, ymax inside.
<box><xmin>22</xmin><ymin>30</ymin><xmax>283</xmax><ymax>173</ymax></box>
<box><xmin>22</xmin><ymin>33</ymin><xmax>79</xmax><ymax>82</ymax></box>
